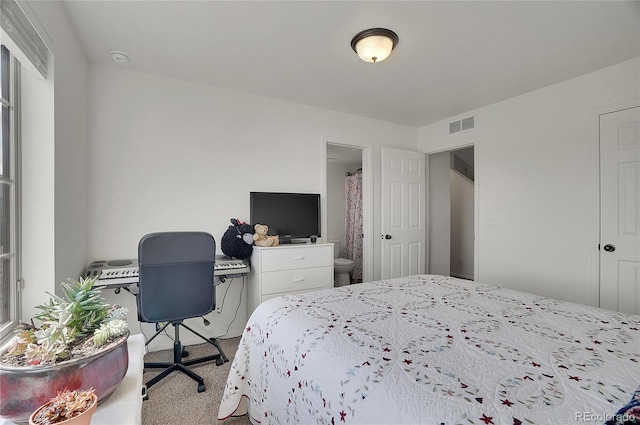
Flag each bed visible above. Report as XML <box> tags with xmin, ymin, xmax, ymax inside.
<box><xmin>218</xmin><ymin>275</ymin><xmax>640</xmax><ymax>424</ymax></box>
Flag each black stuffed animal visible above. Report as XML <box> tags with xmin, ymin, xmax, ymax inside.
<box><xmin>221</xmin><ymin>218</ymin><xmax>254</xmax><ymax>259</ymax></box>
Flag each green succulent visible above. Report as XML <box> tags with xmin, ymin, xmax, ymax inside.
<box><xmin>3</xmin><ymin>276</ymin><xmax>129</xmax><ymax>366</ymax></box>
<box><xmin>6</xmin><ymin>327</ymin><xmax>35</xmax><ymax>357</ymax></box>
<box><xmin>91</xmin><ymin>319</ymin><xmax>128</xmax><ymax>346</ymax></box>
<box><xmin>35</xmin><ymin>277</ymin><xmax>109</xmax><ymax>336</ymax></box>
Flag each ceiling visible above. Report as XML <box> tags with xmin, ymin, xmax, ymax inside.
<box><xmin>61</xmin><ymin>1</ymin><xmax>640</xmax><ymax>128</ymax></box>
<box><xmin>327</xmin><ymin>144</ymin><xmax>363</xmax><ymax>166</ymax></box>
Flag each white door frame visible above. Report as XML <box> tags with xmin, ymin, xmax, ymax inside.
<box><xmin>589</xmin><ymin>98</ymin><xmax>640</xmax><ymax>307</ymax></box>
<box><xmin>321</xmin><ymin>136</ymin><xmax>373</xmax><ymax>283</ymax></box>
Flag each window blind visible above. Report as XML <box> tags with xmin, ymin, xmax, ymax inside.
<box><xmin>0</xmin><ymin>0</ymin><xmax>48</xmax><ymax>78</ymax></box>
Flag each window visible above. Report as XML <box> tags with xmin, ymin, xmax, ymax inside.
<box><xmin>0</xmin><ymin>44</ymin><xmax>20</xmax><ymax>338</ymax></box>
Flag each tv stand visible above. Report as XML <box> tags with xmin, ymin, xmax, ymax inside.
<box><xmin>278</xmin><ymin>235</ymin><xmax>292</xmax><ymax>244</ymax></box>
<box><xmin>247</xmin><ymin>243</ymin><xmax>334</xmax><ymax>314</ymax></box>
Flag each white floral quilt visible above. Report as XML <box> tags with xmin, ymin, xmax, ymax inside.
<box><xmin>218</xmin><ymin>275</ymin><xmax>640</xmax><ymax>424</ymax></box>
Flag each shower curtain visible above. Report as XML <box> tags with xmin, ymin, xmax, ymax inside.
<box><xmin>344</xmin><ymin>170</ymin><xmax>363</xmax><ymax>283</ymax></box>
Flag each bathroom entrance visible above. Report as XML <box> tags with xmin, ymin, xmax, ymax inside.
<box><xmin>324</xmin><ymin>140</ymin><xmax>372</xmax><ymax>285</ymax></box>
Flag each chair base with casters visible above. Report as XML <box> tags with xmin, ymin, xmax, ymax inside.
<box><xmin>142</xmin><ymin>320</ymin><xmax>228</xmax><ymax>396</ymax></box>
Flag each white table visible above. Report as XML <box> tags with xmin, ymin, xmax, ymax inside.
<box><xmin>1</xmin><ymin>334</ymin><xmax>145</xmax><ymax>425</ymax></box>
<box><xmin>92</xmin><ymin>334</ymin><xmax>145</xmax><ymax>424</ymax></box>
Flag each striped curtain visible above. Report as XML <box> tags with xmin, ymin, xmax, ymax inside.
<box><xmin>344</xmin><ymin>171</ymin><xmax>363</xmax><ymax>283</ymax></box>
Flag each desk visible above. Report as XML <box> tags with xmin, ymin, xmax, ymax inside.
<box><xmin>1</xmin><ymin>334</ymin><xmax>145</xmax><ymax>425</ymax></box>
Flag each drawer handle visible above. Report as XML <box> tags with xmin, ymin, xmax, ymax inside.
<box><xmin>293</xmin><ymin>256</ymin><xmax>306</xmax><ymax>260</ymax></box>
<box><xmin>292</xmin><ymin>278</ymin><xmax>306</xmax><ymax>282</ymax></box>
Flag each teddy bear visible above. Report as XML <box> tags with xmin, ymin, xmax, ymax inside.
<box><xmin>253</xmin><ymin>223</ymin><xmax>279</xmax><ymax>247</ymax></box>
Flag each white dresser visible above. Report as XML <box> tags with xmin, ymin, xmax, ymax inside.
<box><xmin>247</xmin><ymin>243</ymin><xmax>334</xmax><ymax>314</ymax></box>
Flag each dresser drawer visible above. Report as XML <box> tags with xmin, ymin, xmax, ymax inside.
<box><xmin>261</xmin><ymin>287</ymin><xmax>324</xmax><ymax>304</ymax></box>
<box><xmin>260</xmin><ymin>245</ymin><xmax>332</xmax><ymax>272</ymax></box>
<box><xmin>261</xmin><ymin>266</ymin><xmax>333</xmax><ymax>295</ymax></box>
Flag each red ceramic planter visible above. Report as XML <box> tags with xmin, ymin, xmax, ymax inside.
<box><xmin>0</xmin><ymin>334</ymin><xmax>129</xmax><ymax>423</ymax></box>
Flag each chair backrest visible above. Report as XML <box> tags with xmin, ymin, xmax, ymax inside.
<box><xmin>137</xmin><ymin>231</ymin><xmax>216</xmax><ymax>323</ymax></box>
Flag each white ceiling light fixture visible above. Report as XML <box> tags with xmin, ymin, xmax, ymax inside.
<box><xmin>109</xmin><ymin>50</ymin><xmax>129</xmax><ymax>64</ymax></box>
<box><xmin>350</xmin><ymin>28</ymin><xmax>398</xmax><ymax>63</ymax></box>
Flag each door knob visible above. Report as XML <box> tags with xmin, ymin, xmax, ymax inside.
<box><xmin>603</xmin><ymin>244</ymin><xmax>616</xmax><ymax>252</ymax></box>
<box><xmin>382</xmin><ymin>234</ymin><xmax>392</xmax><ymax>240</ymax></box>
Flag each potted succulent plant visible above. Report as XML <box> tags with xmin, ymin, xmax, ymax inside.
<box><xmin>29</xmin><ymin>388</ymin><xmax>97</xmax><ymax>425</ymax></box>
<box><xmin>0</xmin><ymin>277</ymin><xmax>130</xmax><ymax>423</ymax></box>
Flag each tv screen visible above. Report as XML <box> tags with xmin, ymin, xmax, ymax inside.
<box><xmin>250</xmin><ymin>192</ymin><xmax>321</xmax><ymax>239</ymax></box>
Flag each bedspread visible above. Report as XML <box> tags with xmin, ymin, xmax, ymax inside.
<box><xmin>218</xmin><ymin>275</ymin><xmax>640</xmax><ymax>424</ymax></box>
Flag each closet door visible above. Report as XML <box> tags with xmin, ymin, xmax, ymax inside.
<box><xmin>381</xmin><ymin>147</ymin><xmax>426</xmax><ymax>279</ymax></box>
<box><xmin>599</xmin><ymin>106</ymin><xmax>640</xmax><ymax>314</ymax></box>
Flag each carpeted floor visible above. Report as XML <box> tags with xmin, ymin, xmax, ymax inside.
<box><xmin>141</xmin><ymin>336</ymin><xmax>251</xmax><ymax>425</ymax></box>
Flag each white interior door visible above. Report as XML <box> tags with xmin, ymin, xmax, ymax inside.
<box><xmin>381</xmin><ymin>147</ymin><xmax>426</xmax><ymax>279</ymax></box>
<box><xmin>599</xmin><ymin>106</ymin><xmax>640</xmax><ymax>314</ymax></box>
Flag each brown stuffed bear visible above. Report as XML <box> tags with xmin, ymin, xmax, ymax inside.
<box><xmin>253</xmin><ymin>224</ymin><xmax>279</xmax><ymax>247</ymax></box>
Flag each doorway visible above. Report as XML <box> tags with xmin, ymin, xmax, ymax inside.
<box><xmin>323</xmin><ymin>139</ymin><xmax>372</xmax><ymax>283</ymax></box>
<box><xmin>428</xmin><ymin>146</ymin><xmax>475</xmax><ymax>278</ymax></box>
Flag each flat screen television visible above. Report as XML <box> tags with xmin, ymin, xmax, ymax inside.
<box><xmin>250</xmin><ymin>192</ymin><xmax>321</xmax><ymax>240</ymax></box>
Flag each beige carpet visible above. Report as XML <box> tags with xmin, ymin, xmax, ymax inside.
<box><xmin>141</xmin><ymin>337</ymin><xmax>251</xmax><ymax>425</ymax></box>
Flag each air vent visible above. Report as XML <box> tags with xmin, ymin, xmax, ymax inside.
<box><xmin>461</xmin><ymin>116</ymin><xmax>475</xmax><ymax>131</ymax></box>
<box><xmin>449</xmin><ymin>116</ymin><xmax>475</xmax><ymax>134</ymax></box>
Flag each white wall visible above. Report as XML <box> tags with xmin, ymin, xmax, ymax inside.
<box><xmin>20</xmin><ymin>0</ymin><xmax>88</xmax><ymax>320</ymax></box>
<box><xmin>87</xmin><ymin>64</ymin><xmax>416</xmax><ymax>343</ymax></box>
<box><xmin>326</xmin><ymin>162</ymin><xmax>348</xmax><ymax>249</ymax></box>
<box><xmin>326</xmin><ymin>160</ymin><xmax>362</xmax><ymax>255</ymax></box>
<box><xmin>418</xmin><ymin>58</ymin><xmax>640</xmax><ymax>305</ymax></box>
<box><xmin>21</xmin><ymin>53</ymin><xmax>55</xmax><ymax>320</ymax></box>
<box><xmin>427</xmin><ymin>151</ymin><xmax>450</xmax><ymax>276</ymax></box>
<box><xmin>450</xmin><ymin>169</ymin><xmax>474</xmax><ymax>279</ymax></box>
<box><xmin>50</xmin><ymin>9</ymin><xmax>89</xmax><ymax>289</ymax></box>
<box><xmin>87</xmin><ymin>65</ymin><xmax>416</xmax><ymax>258</ymax></box>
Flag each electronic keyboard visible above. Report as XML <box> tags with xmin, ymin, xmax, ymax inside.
<box><xmin>84</xmin><ymin>257</ymin><xmax>249</xmax><ymax>288</ymax></box>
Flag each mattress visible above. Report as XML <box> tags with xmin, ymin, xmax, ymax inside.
<box><xmin>218</xmin><ymin>275</ymin><xmax>640</xmax><ymax>424</ymax></box>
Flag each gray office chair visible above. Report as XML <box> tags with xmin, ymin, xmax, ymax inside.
<box><xmin>137</xmin><ymin>231</ymin><xmax>228</xmax><ymax>395</ymax></box>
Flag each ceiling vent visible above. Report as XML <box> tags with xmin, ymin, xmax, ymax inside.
<box><xmin>449</xmin><ymin>116</ymin><xmax>475</xmax><ymax>134</ymax></box>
